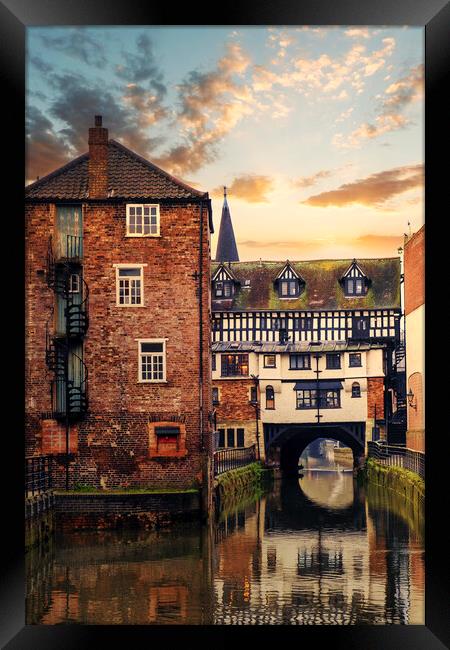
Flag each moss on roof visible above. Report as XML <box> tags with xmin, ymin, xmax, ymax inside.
<box><xmin>211</xmin><ymin>258</ymin><xmax>400</xmax><ymax>311</ymax></box>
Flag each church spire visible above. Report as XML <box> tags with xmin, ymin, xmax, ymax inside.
<box><xmin>215</xmin><ymin>186</ymin><xmax>239</xmax><ymax>262</ymax></box>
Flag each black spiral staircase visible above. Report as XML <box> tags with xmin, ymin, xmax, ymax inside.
<box><xmin>387</xmin><ymin>334</ymin><xmax>407</xmax><ymax>444</ymax></box>
<box><xmin>45</xmin><ymin>236</ymin><xmax>89</xmax><ymax>420</ymax></box>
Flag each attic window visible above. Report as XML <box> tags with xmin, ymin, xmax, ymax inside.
<box><xmin>214</xmin><ymin>280</ymin><xmax>233</xmax><ymax>298</ymax></box>
<box><xmin>345</xmin><ymin>277</ymin><xmax>365</xmax><ymax>296</ymax></box>
<box><xmin>243</xmin><ymin>279</ymin><xmax>251</xmax><ymax>288</ymax></box>
<box><xmin>279</xmin><ymin>279</ymin><xmax>300</xmax><ymax>298</ymax></box>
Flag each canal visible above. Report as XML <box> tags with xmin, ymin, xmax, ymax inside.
<box><xmin>26</xmin><ymin>464</ymin><xmax>424</xmax><ymax>625</ymax></box>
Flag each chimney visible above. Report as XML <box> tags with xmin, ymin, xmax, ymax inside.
<box><xmin>88</xmin><ymin>115</ymin><xmax>108</xmax><ymax>199</ymax></box>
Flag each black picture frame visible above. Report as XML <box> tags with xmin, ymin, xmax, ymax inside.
<box><xmin>1</xmin><ymin>1</ymin><xmax>448</xmax><ymax>648</ymax></box>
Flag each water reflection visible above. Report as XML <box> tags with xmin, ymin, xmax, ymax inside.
<box><xmin>26</xmin><ymin>475</ymin><xmax>424</xmax><ymax>625</ymax></box>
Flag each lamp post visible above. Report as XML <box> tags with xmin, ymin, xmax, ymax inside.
<box><xmin>251</xmin><ymin>374</ymin><xmax>261</xmax><ymax>460</ymax></box>
<box><xmin>407</xmin><ymin>388</ymin><xmax>416</xmax><ymax>410</ymax></box>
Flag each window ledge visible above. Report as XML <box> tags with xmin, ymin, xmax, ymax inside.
<box><xmin>116</xmin><ymin>304</ymin><xmax>146</xmax><ymax>308</ymax></box>
<box><xmin>138</xmin><ymin>380</ymin><xmax>168</xmax><ymax>384</ymax></box>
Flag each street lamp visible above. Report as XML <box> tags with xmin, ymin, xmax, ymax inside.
<box><xmin>407</xmin><ymin>388</ymin><xmax>416</xmax><ymax>410</ymax></box>
<box><xmin>250</xmin><ymin>374</ymin><xmax>261</xmax><ymax>460</ymax></box>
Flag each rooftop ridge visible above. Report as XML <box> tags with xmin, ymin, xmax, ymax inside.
<box><xmin>108</xmin><ymin>139</ymin><xmax>208</xmax><ymax>198</ymax></box>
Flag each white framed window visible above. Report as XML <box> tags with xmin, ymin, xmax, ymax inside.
<box><xmin>126</xmin><ymin>204</ymin><xmax>160</xmax><ymax>236</ymax></box>
<box><xmin>137</xmin><ymin>339</ymin><xmax>167</xmax><ymax>382</ymax></box>
<box><xmin>69</xmin><ymin>273</ymin><xmax>80</xmax><ymax>293</ymax></box>
<box><xmin>114</xmin><ymin>264</ymin><xmax>145</xmax><ymax>306</ymax></box>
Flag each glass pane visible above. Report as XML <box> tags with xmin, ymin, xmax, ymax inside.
<box><xmin>119</xmin><ymin>268</ymin><xmax>141</xmax><ymax>277</ymax></box>
<box><xmin>141</xmin><ymin>342</ymin><xmax>163</xmax><ymax>353</ymax></box>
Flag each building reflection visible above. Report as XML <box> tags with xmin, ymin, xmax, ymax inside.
<box><xmin>213</xmin><ymin>473</ymin><xmax>424</xmax><ymax>625</ymax></box>
<box><xmin>26</xmin><ymin>474</ymin><xmax>424</xmax><ymax>625</ymax></box>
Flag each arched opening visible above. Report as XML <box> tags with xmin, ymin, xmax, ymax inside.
<box><xmin>265</xmin><ymin>385</ymin><xmax>275</xmax><ymax>410</ymax></box>
<box><xmin>265</xmin><ymin>424</ymin><xmax>365</xmax><ymax>477</ymax></box>
<box><xmin>300</xmin><ymin>438</ymin><xmax>354</xmax><ymax>472</ymax></box>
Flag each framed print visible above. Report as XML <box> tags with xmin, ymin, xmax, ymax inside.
<box><xmin>1</xmin><ymin>0</ymin><xmax>449</xmax><ymax>647</ymax></box>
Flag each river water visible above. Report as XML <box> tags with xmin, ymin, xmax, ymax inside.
<box><xmin>26</xmin><ymin>471</ymin><xmax>424</xmax><ymax>625</ymax></box>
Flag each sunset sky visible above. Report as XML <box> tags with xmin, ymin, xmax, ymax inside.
<box><xmin>26</xmin><ymin>26</ymin><xmax>424</xmax><ymax>260</ymax></box>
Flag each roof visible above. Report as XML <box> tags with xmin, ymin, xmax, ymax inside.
<box><xmin>25</xmin><ymin>139</ymin><xmax>208</xmax><ymax>201</ymax></box>
<box><xmin>212</xmin><ymin>340</ymin><xmax>387</xmax><ymax>353</ymax></box>
<box><xmin>211</xmin><ymin>258</ymin><xmax>401</xmax><ymax>311</ymax></box>
<box><xmin>215</xmin><ymin>195</ymin><xmax>239</xmax><ymax>262</ymax></box>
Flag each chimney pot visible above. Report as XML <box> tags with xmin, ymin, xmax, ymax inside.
<box><xmin>95</xmin><ymin>115</ymin><xmax>102</xmax><ymax>127</ymax></box>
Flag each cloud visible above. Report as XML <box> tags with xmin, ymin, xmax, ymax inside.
<box><xmin>154</xmin><ymin>42</ymin><xmax>257</xmax><ymax>175</ymax></box>
<box><xmin>303</xmin><ymin>164</ymin><xmax>423</xmax><ymax>207</ymax></box>
<box><xmin>212</xmin><ymin>174</ymin><xmax>274</xmax><ymax>202</ymax></box>
<box><xmin>293</xmin><ymin>169</ymin><xmax>335</xmax><ymax>189</ymax></box>
<box><xmin>40</xmin><ymin>29</ymin><xmax>107</xmax><ymax>68</ymax></box>
<box><xmin>26</xmin><ymin>106</ymin><xmax>73</xmax><ymax>183</ymax></box>
<box><xmin>333</xmin><ymin>63</ymin><xmax>423</xmax><ymax>148</ymax></box>
<box><xmin>26</xmin><ymin>68</ymin><xmax>167</xmax><ymax>180</ymax></box>
<box><xmin>344</xmin><ymin>28</ymin><xmax>371</xmax><ymax>39</ymax></box>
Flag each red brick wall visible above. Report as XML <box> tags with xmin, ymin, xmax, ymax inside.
<box><xmin>404</xmin><ymin>225</ymin><xmax>425</xmax><ymax>316</ymax></box>
<box><xmin>367</xmin><ymin>377</ymin><xmax>385</xmax><ymax>419</ymax></box>
<box><xmin>25</xmin><ymin>199</ymin><xmax>212</xmax><ymax>490</ymax></box>
<box><xmin>213</xmin><ymin>379</ymin><xmax>255</xmax><ymax>421</ymax></box>
<box><xmin>88</xmin><ymin>125</ymin><xmax>108</xmax><ymax>199</ymax></box>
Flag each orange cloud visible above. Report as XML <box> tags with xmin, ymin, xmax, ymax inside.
<box><xmin>303</xmin><ymin>164</ymin><xmax>423</xmax><ymax>207</ymax></box>
<box><xmin>212</xmin><ymin>175</ymin><xmax>274</xmax><ymax>203</ymax></box>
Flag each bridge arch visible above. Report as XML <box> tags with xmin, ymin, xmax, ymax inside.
<box><xmin>264</xmin><ymin>422</ymin><xmax>366</xmax><ymax>476</ymax></box>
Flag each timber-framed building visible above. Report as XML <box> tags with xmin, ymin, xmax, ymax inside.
<box><xmin>211</xmin><ymin>192</ymin><xmax>406</xmax><ymax>472</ymax></box>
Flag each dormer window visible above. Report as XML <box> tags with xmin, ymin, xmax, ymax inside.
<box><xmin>342</xmin><ymin>260</ymin><xmax>369</xmax><ymax>297</ymax></box>
<box><xmin>214</xmin><ymin>280</ymin><xmax>234</xmax><ymax>298</ymax></box>
<box><xmin>275</xmin><ymin>262</ymin><xmax>304</xmax><ymax>299</ymax></box>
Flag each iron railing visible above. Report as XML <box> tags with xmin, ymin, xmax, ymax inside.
<box><xmin>25</xmin><ymin>456</ymin><xmax>53</xmax><ymax>497</ymax></box>
<box><xmin>367</xmin><ymin>440</ymin><xmax>425</xmax><ymax>479</ymax></box>
<box><xmin>214</xmin><ymin>444</ymin><xmax>256</xmax><ymax>476</ymax></box>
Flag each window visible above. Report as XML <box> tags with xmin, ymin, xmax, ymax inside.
<box><xmin>266</xmin><ymin>386</ymin><xmax>275</xmax><ymax>409</ymax></box>
<box><xmin>264</xmin><ymin>354</ymin><xmax>276</xmax><ymax>368</ymax></box>
<box><xmin>279</xmin><ymin>279</ymin><xmax>299</xmax><ymax>297</ymax></box>
<box><xmin>236</xmin><ymin>428</ymin><xmax>245</xmax><ymax>447</ymax></box>
<box><xmin>212</xmin><ymin>387</ymin><xmax>219</xmax><ymax>404</ymax></box>
<box><xmin>138</xmin><ymin>339</ymin><xmax>166</xmax><ymax>382</ymax></box>
<box><xmin>326</xmin><ymin>353</ymin><xmax>341</xmax><ymax>369</ymax></box>
<box><xmin>296</xmin><ymin>389</ymin><xmax>341</xmax><ymax>409</ymax></box>
<box><xmin>69</xmin><ymin>273</ymin><xmax>80</xmax><ymax>293</ymax></box>
<box><xmin>213</xmin><ymin>318</ymin><xmax>221</xmax><ymax>331</ymax></box>
<box><xmin>227</xmin><ymin>428</ymin><xmax>235</xmax><ymax>448</ymax></box>
<box><xmin>250</xmin><ymin>385</ymin><xmax>258</xmax><ymax>403</ymax></box>
<box><xmin>214</xmin><ymin>280</ymin><xmax>233</xmax><ymax>298</ymax></box>
<box><xmin>126</xmin><ymin>204</ymin><xmax>159</xmax><ymax>236</ymax></box>
<box><xmin>290</xmin><ymin>353</ymin><xmax>311</xmax><ymax>370</ymax></box>
<box><xmin>352</xmin><ymin>382</ymin><xmax>361</xmax><ymax>398</ymax></box>
<box><xmin>260</xmin><ymin>316</ymin><xmax>267</xmax><ymax>330</ymax></box>
<box><xmin>218</xmin><ymin>429</ymin><xmax>225</xmax><ymax>448</ymax></box>
<box><xmin>349</xmin><ymin>353</ymin><xmax>362</xmax><ymax>367</ymax></box>
<box><xmin>155</xmin><ymin>426</ymin><xmax>180</xmax><ymax>453</ymax></box>
<box><xmin>116</xmin><ymin>266</ymin><xmax>144</xmax><ymax>306</ymax></box>
<box><xmin>294</xmin><ymin>317</ymin><xmax>312</xmax><ymax>331</ymax></box>
<box><xmin>212</xmin><ymin>354</ymin><xmax>216</xmax><ymax>371</ymax></box>
<box><xmin>221</xmin><ymin>354</ymin><xmax>249</xmax><ymax>377</ymax></box>
<box><xmin>272</xmin><ymin>318</ymin><xmax>286</xmax><ymax>330</ymax></box>
<box><xmin>345</xmin><ymin>277</ymin><xmax>366</xmax><ymax>296</ymax></box>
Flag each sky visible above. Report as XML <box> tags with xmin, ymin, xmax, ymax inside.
<box><xmin>26</xmin><ymin>26</ymin><xmax>424</xmax><ymax>261</ymax></box>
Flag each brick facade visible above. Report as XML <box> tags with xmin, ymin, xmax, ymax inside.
<box><xmin>213</xmin><ymin>379</ymin><xmax>255</xmax><ymax>421</ymax></box>
<box><xmin>404</xmin><ymin>225</ymin><xmax>425</xmax><ymax>316</ymax></box>
<box><xmin>25</xmin><ymin>121</ymin><xmax>213</xmax><ymax>494</ymax></box>
<box><xmin>367</xmin><ymin>377</ymin><xmax>385</xmax><ymax>419</ymax></box>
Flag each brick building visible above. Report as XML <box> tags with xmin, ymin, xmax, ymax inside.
<box><xmin>211</xmin><ymin>192</ymin><xmax>405</xmax><ymax>472</ymax></box>
<box><xmin>25</xmin><ymin>116</ymin><xmax>214</xmax><ymax>495</ymax></box>
<box><xmin>404</xmin><ymin>225</ymin><xmax>425</xmax><ymax>452</ymax></box>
